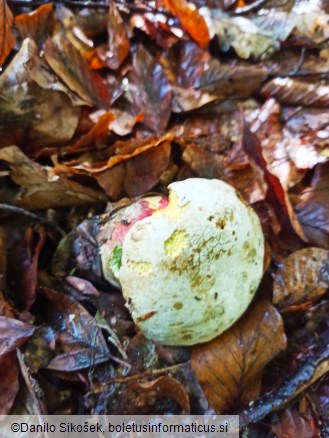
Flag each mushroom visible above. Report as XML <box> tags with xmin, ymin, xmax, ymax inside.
<box><xmin>100</xmin><ymin>178</ymin><xmax>264</xmax><ymax>346</ymax></box>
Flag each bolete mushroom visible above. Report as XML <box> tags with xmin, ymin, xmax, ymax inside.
<box><xmin>100</xmin><ymin>178</ymin><xmax>264</xmax><ymax>346</ymax></box>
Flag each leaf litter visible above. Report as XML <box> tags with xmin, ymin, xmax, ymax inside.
<box><xmin>0</xmin><ymin>0</ymin><xmax>329</xmax><ymax>433</ymax></box>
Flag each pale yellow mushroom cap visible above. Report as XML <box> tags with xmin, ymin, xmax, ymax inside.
<box><xmin>117</xmin><ymin>178</ymin><xmax>264</xmax><ymax>346</ymax></box>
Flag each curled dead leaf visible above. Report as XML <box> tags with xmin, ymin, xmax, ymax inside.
<box><xmin>273</xmin><ymin>247</ymin><xmax>329</xmax><ymax>310</ymax></box>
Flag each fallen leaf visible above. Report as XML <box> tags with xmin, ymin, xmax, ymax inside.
<box><xmin>44</xmin><ymin>35</ymin><xmax>111</xmax><ymax>108</ymax></box>
<box><xmin>270</xmin><ymin>403</ymin><xmax>318</xmax><ymax>438</ymax></box>
<box><xmin>106</xmin><ymin>0</ymin><xmax>130</xmax><ymax>70</ymax></box>
<box><xmin>191</xmin><ymin>299</ymin><xmax>286</xmax><ymax>413</ymax></box>
<box><xmin>163</xmin><ymin>0</ymin><xmax>210</xmax><ymax>48</ymax></box>
<box><xmin>0</xmin><ymin>0</ymin><xmax>16</xmax><ymax>67</ymax></box>
<box><xmin>273</xmin><ymin>248</ymin><xmax>329</xmax><ymax>310</ymax></box>
<box><xmin>127</xmin><ymin>45</ymin><xmax>172</xmax><ymax>132</ymax></box>
<box><xmin>38</xmin><ymin>287</ymin><xmax>111</xmax><ymax>371</ymax></box>
<box><xmin>7</xmin><ymin>226</ymin><xmax>46</xmax><ymax>310</ymax></box>
<box><xmin>295</xmin><ymin>161</ymin><xmax>329</xmax><ymax>249</ymax></box>
<box><xmin>0</xmin><ymin>38</ymin><xmax>80</xmax><ymax>149</ymax></box>
<box><xmin>261</xmin><ymin>78</ymin><xmax>329</xmax><ymax>107</ymax></box>
<box><xmin>0</xmin><ymin>352</ymin><xmax>19</xmax><ymax>414</ymax></box>
<box><xmin>0</xmin><ymin>316</ymin><xmax>36</xmax><ymax>356</ymax></box>
<box><xmin>111</xmin><ymin>376</ymin><xmax>190</xmax><ymax>414</ymax></box>
<box><xmin>0</xmin><ymin>146</ymin><xmax>106</xmax><ymax>209</ymax></box>
<box><xmin>202</xmin><ymin>9</ymin><xmax>278</xmax><ymax>59</ymax></box>
<box><xmin>15</xmin><ymin>3</ymin><xmax>55</xmax><ymax>48</ymax></box>
<box><xmin>95</xmin><ymin>140</ymin><xmax>171</xmax><ymax>199</ymax></box>
<box><xmin>65</xmin><ymin>112</ymin><xmax>115</xmax><ymax>154</ymax></box>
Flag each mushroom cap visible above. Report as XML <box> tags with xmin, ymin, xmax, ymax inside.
<box><xmin>119</xmin><ymin>178</ymin><xmax>264</xmax><ymax>346</ymax></box>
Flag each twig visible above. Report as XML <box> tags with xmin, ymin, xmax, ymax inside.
<box><xmin>0</xmin><ymin>204</ymin><xmax>65</xmax><ymax>237</ymax></box>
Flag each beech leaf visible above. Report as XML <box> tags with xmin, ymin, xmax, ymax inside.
<box><xmin>191</xmin><ymin>299</ymin><xmax>286</xmax><ymax>413</ymax></box>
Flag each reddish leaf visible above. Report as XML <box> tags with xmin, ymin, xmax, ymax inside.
<box><xmin>0</xmin><ymin>316</ymin><xmax>36</xmax><ymax>356</ymax></box>
<box><xmin>273</xmin><ymin>248</ymin><xmax>329</xmax><ymax>309</ymax></box>
<box><xmin>65</xmin><ymin>112</ymin><xmax>115</xmax><ymax>154</ymax></box>
<box><xmin>0</xmin><ymin>0</ymin><xmax>16</xmax><ymax>67</ymax></box>
<box><xmin>15</xmin><ymin>3</ymin><xmax>55</xmax><ymax>47</ymax></box>
<box><xmin>0</xmin><ymin>352</ymin><xmax>19</xmax><ymax>414</ymax></box>
<box><xmin>107</xmin><ymin>0</ymin><xmax>130</xmax><ymax>70</ymax></box>
<box><xmin>191</xmin><ymin>299</ymin><xmax>286</xmax><ymax>413</ymax></box>
<box><xmin>242</xmin><ymin>121</ymin><xmax>306</xmax><ymax>246</ymax></box>
<box><xmin>38</xmin><ymin>287</ymin><xmax>111</xmax><ymax>371</ymax></box>
<box><xmin>163</xmin><ymin>0</ymin><xmax>210</xmax><ymax>48</ymax></box>
<box><xmin>271</xmin><ymin>404</ymin><xmax>319</xmax><ymax>438</ymax></box>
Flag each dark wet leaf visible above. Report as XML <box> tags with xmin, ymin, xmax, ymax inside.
<box><xmin>0</xmin><ymin>352</ymin><xmax>19</xmax><ymax>414</ymax></box>
<box><xmin>7</xmin><ymin>226</ymin><xmax>46</xmax><ymax>310</ymax></box>
<box><xmin>38</xmin><ymin>287</ymin><xmax>111</xmax><ymax>371</ymax></box>
<box><xmin>191</xmin><ymin>299</ymin><xmax>286</xmax><ymax>412</ymax></box>
<box><xmin>270</xmin><ymin>403</ymin><xmax>319</xmax><ymax>438</ymax></box>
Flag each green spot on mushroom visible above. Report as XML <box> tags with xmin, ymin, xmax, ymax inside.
<box><xmin>108</xmin><ymin>245</ymin><xmax>123</xmax><ymax>279</ymax></box>
<box><xmin>164</xmin><ymin>229</ymin><xmax>188</xmax><ymax>258</ymax></box>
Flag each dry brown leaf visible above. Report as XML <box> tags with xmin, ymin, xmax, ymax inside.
<box><xmin>15</xmin><ymin>3</ymin><xmax>55</xmax><ymax>47</ymax></box>
<box><xmin>0</xmin><ymin>352</ymin><xmax>19</xmax><ymax>414</ymax></box>
<box><xmin>0</xmin><ymin>38</ymin><xmax>80</xmax><ymax>149</ymax></box>
<box><xmin>0</xmin><ymin>0</ymin><xmax>16</xmax><ymax>67</ymax></box>
<box><xmin>191</xmin><ymin>299</ymin><xmax>287</xmax><ymax>413</ymax></box>
<box><xmin>44</xmin><ymin>35</ymin><xmax>111</xmax><ymax>108</ymax></box>
<box><xmin>163</xmin><ymin>0</ymin><xmax>210</xmax><ymax>48</ymax></box>
<box><xmin>273</xmin><ymin>248</ymin><xmax>329</xmax><ymax>309</ymax></box>
<box><xmin>95</xmin><ymin>140</ymin><xmax>171</xmax><ymax>199</ymax></box>
<box><xmin>0</xmin><ymin>146</ymin><xmax>106</xmax><ymax>209</ymax></box>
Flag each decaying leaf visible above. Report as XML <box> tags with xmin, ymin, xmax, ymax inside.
<box><xmin>191</xmin><ymin>299</ymin><xmax>287</xmax><ymax>413</ymax></box>
<box><xmin>0</xmin><ymin>146</ymin><xmax>106</xmax><ymax>209</ymax></box>
<box><xmin>273</xmin><ymin>248</ymin><xmax>329</xmax><ymax>309</ymax></box>
<box><xmin>0</xmin><ymin>0</ymin><xmax>16</xmax><ymax>67</ymax></box>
